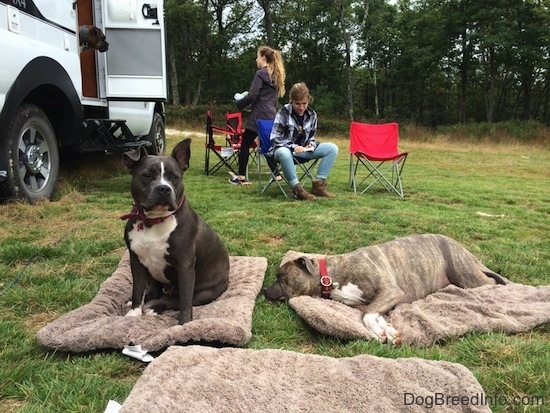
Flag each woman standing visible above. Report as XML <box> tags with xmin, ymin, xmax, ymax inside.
<box><xmin>230</xmin><ymin>46</ymin><xmax>286</xmax><ymax>185</ymax></box>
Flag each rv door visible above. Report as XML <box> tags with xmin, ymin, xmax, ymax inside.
<box><xmin>101</xmin><ymin>0</ymin><xmax>166</xmax><ymax>100</ymax></box>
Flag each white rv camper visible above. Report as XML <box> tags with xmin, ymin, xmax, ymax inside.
<box><xmin>0</xmin><ymin>0</ymin><xmax>167</xmax><ymax>202</ymax></box>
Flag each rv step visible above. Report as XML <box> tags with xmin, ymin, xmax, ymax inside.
<box><xmin>79</xmin><ymin>118</ymin><xmax>148</xmax><ymax>155</ymax></box>
<box><xmin>111</xmin><ymin>141</ymin><xmax>152</xmax><ymax>152</ymax></box>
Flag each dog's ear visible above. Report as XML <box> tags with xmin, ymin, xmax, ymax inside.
<box><xmin>122</xmin><ymin>146</ymin><xmax>148</xmax><ymax>170</ymax></box>
<box><xmin>296</xmin><ymin>257</ymin><xmax>318</xmax><ymax>275</ymax></box>
<box><xmin>90</xmin><ymin>27</ymin><xmax>100</xmax><ymax>40</ymax></box>
<box><xmin>171</xmin><ymin>138</ymin><xmax>191</xmax><ymax>172</ymax></box>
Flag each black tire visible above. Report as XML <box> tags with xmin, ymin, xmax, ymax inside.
<box><xmin>0</xmin><ymin>104</ymin><xmax>59</xmax><ymax>203</ymax></box>
<box><xmin>146</xmin><ymin>112</ymin><xmax>166</xmax><ymax>155</ymax></box>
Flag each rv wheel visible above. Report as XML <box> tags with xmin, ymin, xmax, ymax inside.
<box><xmin>146</xmin><ymin>112</ymin><xmax>166</xmax><ymax>155</ymax></box>
<box><xmin>0</xmin><ymin>104</ymin><xmax>59</xmax><ymax>203</ymax></box>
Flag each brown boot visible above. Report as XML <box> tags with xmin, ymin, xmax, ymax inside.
<box><xmin>310</xmin><ymin>179</ymin><xmax>336</xmax><ymax>198</ymax></box>
<box><xmin>291</xmin><ymin>184</ymin><xmax>316</xmax><ymax>201</ymax></box>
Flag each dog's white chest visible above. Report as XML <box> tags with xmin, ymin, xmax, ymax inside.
<box><xmin>128</xmin><ymin>217</ymin><xmax>177</xmax><ymax>283</ymax></box>
<box><xmin>331</xmin><ymin>282</ymin><xmax>366</xmax><ymax>305</ymax></box>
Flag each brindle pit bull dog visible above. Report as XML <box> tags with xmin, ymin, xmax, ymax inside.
<box><xmin>263</xmin><ymin>234</ymin><xmax>506</xmax><ymax>343</ymax></box>
<box><xmin>120</xmin><ymin>139</ymin><xmax>230</xmax><ymax>325</ymax></box>
<box><xmin>79</xmin><ymin>25</ymin><xmax>109</xmax><ymax>52</ymax></box>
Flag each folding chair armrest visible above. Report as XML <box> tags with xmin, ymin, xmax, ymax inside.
<box><xmin>210</xmin><ymin>125</ymin><xmax>234</xmax><ymax>135</ymax></box>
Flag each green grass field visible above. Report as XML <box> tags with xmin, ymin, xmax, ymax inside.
<box><xmin>0</xmin><ymin>127</ymin><xmax>549</xmax><ymax>412</ymax></box>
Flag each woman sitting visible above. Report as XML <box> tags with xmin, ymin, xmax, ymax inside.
<box><xmin>268</xmin><ymin>82</ymin><xmax>339</xmax><ymax>200</ymax></box>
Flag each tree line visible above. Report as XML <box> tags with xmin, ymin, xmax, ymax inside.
<box><xmin>166</xmin><ymin>0</ymin><xmax>550</xmax><ymax>126</ymax></box>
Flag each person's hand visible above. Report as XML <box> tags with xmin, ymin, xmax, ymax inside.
<box><xmin>295</xmin><ymin>145</ymin><xmax>314</xmax><ymax>154</ymax></box>
<box><xmin>234</xmin><ymin>91</ymin><xmax>249</xmax><ymax>100</ymax></box>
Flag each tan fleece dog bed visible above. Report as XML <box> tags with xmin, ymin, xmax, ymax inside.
<box><xmin>36</xmin><ymin>252</ymin><xmax>267</xmax><ymax>352</ymax></box>
<box><xmin>119</xmin><ymin>345</ymin><xmax>491</xmax><ymax>413</ymax></box>
<box><xmin>283</xmin><ymin>250</ymin><xmax>550</xmax><ymax>346</ymax></box>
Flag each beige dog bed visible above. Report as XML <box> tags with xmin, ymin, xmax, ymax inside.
<box><xmin>36</xmin><ymin>252</ymin><xmax>267</xmax><ymax>352</ymax></box>
<box><xmin>282</xmin><ymin>250</ymin><xmax>550</xmax><ymax>346</ymax></box>
<box><xmin>118</xmin><ymin>345</ymin><xmax>491</xmax><ymax>412</ymax></box>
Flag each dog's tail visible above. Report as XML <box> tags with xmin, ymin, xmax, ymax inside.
<box><xmin>484</xmin><ymin>270</ymin><xmax>507</xmax><ymax>285</ymax></box>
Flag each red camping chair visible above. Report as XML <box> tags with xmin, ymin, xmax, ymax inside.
<box><xmin>349</xmin><ymin>122</ymin><xmax>408</xmax><ymax>197</ymax></box>
<box><xmin>205</xmin><ymin>110</ymin><xmax>256</xmax><ymax>176</ymax></box>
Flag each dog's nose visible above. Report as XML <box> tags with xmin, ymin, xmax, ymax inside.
<box><xmin>262</xmin><ymin>287</ymin><xmax>267</xmax><ymax>295</ymax></box>
<box><xmin>156</xmin><ymin>184</ymin><xmax>172</xmax><ymax>196</ymax></box>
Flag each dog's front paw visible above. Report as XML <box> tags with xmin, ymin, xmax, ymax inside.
<box><xmin>125</xmin><ymin>308</ymin><xmax>143</xmax><ymax>317</ymax></box>
<box><xmin>362</xmin><ymin>313</ymin><xmax>401</xmax><ymax>345</ymax></box>
<box><xmin>143</xmin><ymin>298</ymin><xmax>172</xmax><ymax>315</ymax></box>
<box><xmin>363</xmin><ymin>313</ymin><xmax>385</xmax><ymax>340</ymax></box>
<box><xmin>144</xmin><ymin>308</ymin><xmax>159</xmax><ymax>316</ymax></box>
<box><xmin>376</xmin><ymin>315</ymin><xmax>401</xmax><ymax>345</ymax></box>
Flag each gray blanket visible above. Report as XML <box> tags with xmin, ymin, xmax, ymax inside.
<box><xmin>36</xmin><ymin>252</ymin><xmax>267</xmax><ymax>352</ymax></box>
<box><xmin>119</xmin><ymin>345</ymin><xmax>491</xmax><ymax>413</ymax></box>
<box><xmin>283</xmin><ymin>250</ymin><xmax>550</xmax><ymax>346</ymax></box>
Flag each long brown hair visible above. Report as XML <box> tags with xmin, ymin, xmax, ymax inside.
<box><xmin>258</xmin><ymin>46</ymin><xmax>286</xmax><ymax>98</ymax></box>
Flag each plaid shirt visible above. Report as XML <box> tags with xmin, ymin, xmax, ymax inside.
<box><xmin>267</xmin><ymin>103</ymin><xmax>318</xmax><ymax>156</ymax></box>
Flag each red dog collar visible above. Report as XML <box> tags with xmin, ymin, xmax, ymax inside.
<box><xmin>318</xmin><ymin>258</ymin><xmax>332</xmax><ymax>299</ymax></box>
<box><xmin>119</xmin><ymin>196</ymin><xmax>185</xmax><ymax>229</ymax></box>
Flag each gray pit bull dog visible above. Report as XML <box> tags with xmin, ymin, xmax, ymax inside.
<box><xmin>263</xmin><ymin>234</ymin><xmax>506</xmax><ymax>343</ymax></box>
<box><xmin>121</xmin><ymin>138</ymin><xmax>230</xmax><ymax>325</ymax></box>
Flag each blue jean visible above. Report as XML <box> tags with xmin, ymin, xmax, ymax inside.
<box><xmin>273</xmin><ymin>142</ymin><xmax>339</xmax><ymax>187</ymax></box>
